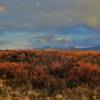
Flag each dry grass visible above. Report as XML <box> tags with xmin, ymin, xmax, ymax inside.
<box><xmin>0</xmin><ymin>79</ymin><xmax>100</xmax><ymax>100</ymax></box>
<box><xmin>0</xmin><ymin>50</ymin><xmax>100</xmax><ymax>100</ymax></box>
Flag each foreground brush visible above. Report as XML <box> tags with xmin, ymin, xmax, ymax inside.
<box><xmin>0</xmin><ymin>50</ymin><xmax>100</xmax><ymax>100</ymax></box>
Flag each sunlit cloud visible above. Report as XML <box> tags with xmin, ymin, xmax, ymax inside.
<box><xmin>85</xmin><ymin>16</ymin><xmax>98</xmax><ymax>27</ymax></box>
<box><xmin>0</xmin><ymin>5</ymin><xmax>6</xmax><ymax>12</ymax></box>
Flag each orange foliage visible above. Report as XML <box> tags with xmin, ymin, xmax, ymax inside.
<box><xmin>0</xmin><ymin>50</ymin><xmax>100</xmax><ymax>89</ymax></box>
<box><xmin>0</xmin><ymin>62</ymin><xmax>29</xmax><ymax>80</ymax></box>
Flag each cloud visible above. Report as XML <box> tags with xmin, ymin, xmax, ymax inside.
<box><xmin>0</xmin><ymin>31</ymin><xmax>33</xmax><ymax>49</ymax></box>
<box><xmin>85</xmin><ymin>16</ymin><xmax>99</xmax><ymax>27</ymax></box>
<box><xmin>29</xmin><ymin>32</ymin><xmax>87</xmax><ymax>49</ymax></box>
<box><xmin>0</xmin><ymin>39</ymin><xmax>10</xmax><ymax>49</ymax></box>
<box><xmin>0</xmin><ymin>0</ymin><xmax>100</xmax><ymax>49</ymax></box>
<box><xmin>0</xmin><ymin>0</ymin><xmax>100</xmax><ymax>30</ymax></box>
<box><xmin>0</xmin><ymin>40</ymin><xmax>9</xmax><ymax>45</ymax></box>
<box><xmin>86</xmin><ymin>34</ymin><xmax>100</xmax><ymax>41</ymax></box>
<box><xmin>0</xmin><ymin>28</ymin><xmax>100</xmax><ymax>49</ymax></box>
<box><xmin>0</xmin><ymin>5</ymin><xmax>6</xmax><ymax>12</ymax></box>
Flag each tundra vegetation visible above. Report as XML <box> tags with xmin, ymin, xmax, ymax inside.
<box><xmin>0</xmin><ymin>50</ymin><xmax>100</xmax><ymax>100</ymax></box>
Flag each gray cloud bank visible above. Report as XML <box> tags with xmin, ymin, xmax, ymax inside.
<box><xmin>0</xmin><ymin>0</ymin><xmax>100</xmax><ymax>30</ymax></box>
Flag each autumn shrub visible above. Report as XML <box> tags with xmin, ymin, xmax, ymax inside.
<box><xmin>45</xmin><ymin>76</ymin><xmax>61</xmax><ymax>95</ymax></box>
<box><xmin>48</xmin><ymin>61</ymin><xmax>65</xmax><ymax>77</ymax></box>
<box><xmin>30</xmin><ymin>65</ymin><xmax>48</xmax><ymax>89</ymax></box>
<box><xmin>79</xmin><ymin>63</ymin><xmax>100</xmax><ymax>85</ymax></box>
<box><xmin>0</xmin><ymin>50</ymin><xmax>100</xmax><ymax>91</ymax></box>
<box><xmin>0</xmin><ymin>62</ymin><xmax>29</xmax><ymax>80</ymax></box>
<box><xmin>66</xmin><ymin>63</ymin><xmax>100</xmax><ymax>87</ymax></box>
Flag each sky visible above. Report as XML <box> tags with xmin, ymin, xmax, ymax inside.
<box><xmin>0</xmin><ymin>0</ymin><xmax>100</xmax><ymax>49</ymax></box>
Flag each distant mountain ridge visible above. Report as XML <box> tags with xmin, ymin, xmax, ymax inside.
<box><xmin>77</xmin><ymin>45</ymin><xmax>100</xmax><ymax>51</ymax></box>
<box><xmin>41</xmin><ymin>45</ymin><xmax>100</xmax><ymax>51</ymax></box>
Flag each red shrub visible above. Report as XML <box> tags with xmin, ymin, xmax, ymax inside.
<box><xmin>0</xmin><ymin>50</ymin><xmax>100</xmax><ymax>89</ymax></box>
<box><xmin>0</xmin><ymin>62</ymin><xmax>29</xmax><ymax>80</ymax></box>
